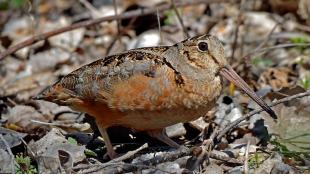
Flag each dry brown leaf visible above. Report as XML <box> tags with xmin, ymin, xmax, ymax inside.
<box><xmin>28</xmin><ymin>128</ymin><xmax>85</xmax><ymax>173</ymax></box>
<box><xmin>0</xmin><ymin>71</ymin><xmax>56</xmax><ymax>101</ymax></box>
<box><xmin>263</xmin><ymin>102</ymin><xmax>310</xmax><ymax>152</ymax></box>
<box><xmin>258</xmin><ymin>67</ymin><xmax>297</xmax><ymax>90</ymax></box>
<box><xmin>2</xmin><ymin>105</ymin><xmax>53</xmax><ymax>132</ymax></box>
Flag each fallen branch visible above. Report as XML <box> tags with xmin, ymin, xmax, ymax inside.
<box><xmin>75</xmin><ymin>147</ymin><xmax>243</xmax><ymax>173</ymax></box>
<box><xmin>0</xmin><ymin>0</ymin><xmax>228</xmax><ymax>61</ymax></box>
<box><xmin>110</xmin><ymin>143</ymin><xmax>148</xmax><ymax>163</ymax></box>
<box><xmin>216</xmin><ymin>90</ymin><xmax>310</xmax><ymax>142</ymax></box>
<box><xmin>76</xmin><ymin>162</ymin><xmax>175</xmax><ymax>174</ymax></box>
<box><xmin>73</xmin><ymin>146</ymin><xmax>189</xmax><ymax>173</ymax></box>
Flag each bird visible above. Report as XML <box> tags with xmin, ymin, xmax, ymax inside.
<box><xmin>34</xmin><ymin>34</ymin><xmax>276</xmax><ymax>159</ymax></box>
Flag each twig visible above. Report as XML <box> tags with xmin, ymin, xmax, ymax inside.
<box><xmin>75</xmin><ymin>162</ymin><xmax>174</xmax><ymax>174</ymax></box>
<box><xmin>209</xmin><ymin>150</ymin><xmax>242</xmax><ymax>164</ymax></box>
<box><xmin>244</xmin><ymin>140</ymin><xmax>250</xmax><ymax>174</ymax></box>
<box><xmin>30</xmin><ymin>119</ymin><xmax>90</xmax><ymax>131</ymax></box>
<box><xmin>79</xmin><ymin>0</ymin><xmax>101</xmax><ymax>18</ymax></box>
<box><xmin>241</xmin><ymin>43</ymin><xmax>310</xmax><ymax>60</ymax></box>
<box><xmin>19</xmin><ymin>137</ymin><xmax>36</xmax><ymax>158</ymax></box>
<box><xmin>230</xmin><ymin>0</ymin><xmax>244</xmax><ymax>61</ymax></box>
<box><xmin>0</xmin><ymin>0</ymin><xmax>228</xmax><ymax>61</ymax></box>
<box><xmin>230</xmin><ymin>15</ymin><xmax>241</xmax><ymax>61</ymax></box>
<box><xmin>186</xmin><ymin>127</ymin><xmax>218</xmax><ymax>170</ymax></box>
<box><xmin>113</xmin><ymin>0</ymin><xmax>121</xmax><ymax>37</ymax></box>
<box><xmin>74</xmin><ymin>146</ymin><xmax>189</xmax><ymax>173</ymax></box>
<box><xmin>157</xmin><ymin>8</ymin><xmax>163</xmax><ymax>44</ymax></box>
<box><xmin>242</xmin><ymin>22</ymin><xmax>280</xmax><ymax>60</ymax></box>
<box><xmin>204</xmin><ymin>127</ymin><xmax>218</xmax><ymax>153</ymax></box>
<box><xmin>171</xmin><ymin>0</ymin><xmax>190</xmax><ymax>38</ymax></box>
<box><xmin>253</xmin><ymin>23</ymin><xmax>280</xmax><ymax>54</ymax></box>
<box><xmin>216</xmin><ymin>90</ymin><xmax>310</xmax><ymax>142</ymax></box>
<box><xmin>76</xmin><ymin>145</ymin><xmax>242</xmax><ymax>173</ymax></box>
<box><xmin>110</xmin><ymin>143</ymin><xmax>148</xmax><ymax>163</ymax></box>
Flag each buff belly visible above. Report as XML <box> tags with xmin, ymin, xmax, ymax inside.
<box><xmin>91</xmin><ymin>101</ymin><xmax>215</xmax><ymax>131</ymax></box>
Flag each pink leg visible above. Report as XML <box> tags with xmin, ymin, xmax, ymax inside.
<box><xmin>98</xmin><ymin>127</ymin><xmax>117</xmax><ymax>159</ymax></box>
<box><xmin>147</xmin><ymin>129</ymin><xmax>180</xmax><ymax>148</ymax></box>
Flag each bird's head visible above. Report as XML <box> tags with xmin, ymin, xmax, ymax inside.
<box><xmin>176</xmin><ymin>34</ymin><xmax>277</xmax><ymax>119</ymax></box>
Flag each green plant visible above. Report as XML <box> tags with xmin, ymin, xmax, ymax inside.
<box><xmin>0</xmin><ymin>0</ymin><xmax>25</xmax><ymax>10</ymax></box>
<box><xmin>298</xmin><ymin>76</ymin><xmax>310</xmax><ymax>90</ymax></box>
<box><xmin>290</xmin><ymin>37</ymin><xmax>308</xmax><ymax>44</ymax></box>
<box><xmin>252</xmin><ymin>56</ymin><xmax>273</xmax><ymax>68</ymax></box>
<box><xmin>15</xmin><ymin>155</ymin><xmax>37</xmax><ymax>174</ymax></box>
<box><xmin>290</xmin><ymin>37</ymin><xmax>309</xmax><ymax>51</ymax></box>
<box><xmin>84</xmin><ymin>149</ymin><xmax>97</xmax><ymax>157</ymax></box>
<box><xmin>248</xmin><ymin>152</ymin><xmax>264</xmax><ymax>169</ymax></box>
<box><xmin>163</xmin><ymin>10</ymin><xmax>175</xmax><ymax>25</ymax></box>
<box><xmin>270</xmin><ymin>136</ymin><xmax>310</xmax><ymax>162</ymax></box>
<box><xmin>67</xmin><ymin>137</ymin><xmax>78</xmax><ymax>145</ymax></box>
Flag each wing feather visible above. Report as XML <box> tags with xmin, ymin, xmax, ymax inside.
<box><xmin>53</xmin><ymin>47</ymin><xmax>182</xmax><ymax>110</ymax></box>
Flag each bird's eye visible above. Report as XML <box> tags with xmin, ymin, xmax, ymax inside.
<box><xmin>198</xmin><ymin>42</ymin><xmax>208</xmax><ymax>52</ymax></box>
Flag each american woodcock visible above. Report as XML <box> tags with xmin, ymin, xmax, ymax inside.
<box><xmin>35</xmin><ymin>34</ymin><xmax>276</xmax><ymax>158</ymax></box>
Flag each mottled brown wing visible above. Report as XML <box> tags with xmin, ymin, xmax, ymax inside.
<box><xmin>38</xmin><ymin>46</ymin><xmax>183</xmax><ymax>111</ymax></box>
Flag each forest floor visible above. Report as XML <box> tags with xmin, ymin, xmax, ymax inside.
<box><xmin>0</xmin><ymin>0</ymin><xmax>309</xmax><ymax>173</ymax></box>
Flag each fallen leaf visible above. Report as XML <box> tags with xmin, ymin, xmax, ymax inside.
<box><xmin>258</xmin><ymin>67</ymin><xmax>297</xmax><ymax>90</ymax></box>
<box><xmin>2</xmin><ymin>105</ymin><xmax>53</xmax><ymax>131</ymax></box>
<box><xmin>264</xmin><ymin>103</ymin><xmax>310</xmax><ymax>153</ymax></box>
<box><xmin>0</xmin><ymin>135</ymin><xmax>15</xmax><ymax>174</ymax></box>
<box><xmin>0</xmin><ymin>127</ymin><xmax>27</xmax><ymax>148</ymax></box>
<box><xmin>28</xmin><ymin>128</ymin><xmax>85</xmax><ymax>173</ymax></box>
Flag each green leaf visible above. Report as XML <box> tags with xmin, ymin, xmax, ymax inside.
<box><xmin>163</xmin><ymin>10</ymin><xmax>175</xmax><ymax>25</ymax></box>
<box><xmin>248</xmin><ymin>152</ymin><xmax>264</xmax><ymax>169</ymax></box>
<box><xmin>298</xmin><ymin>76</ymin><xmax>310</xmax><ymax>90</ymax></box>
<box><xmin>267</xmin><ymin>104</ymin><xmax>310</xmax><ymax>162</ymax></box>
<box><xmin>11</xmin><ymin>0</ymin><xmax>24</xmax><ymax>8</ymax></box>
<box><xmin>67</xmin><ymin>137</ymin><xmax>78</xmax><ymax>145</ymax></box>
<box><xmin>84</xmin><ymin>149</ymin><xmax>97</xmax><ymax>157</ymax></box>
<box><xmin>15</xmin><ymin>155</ymin><xmax>37</xmax><ymax>174</ymax></box>
<box><xmin>290</xmin><ymin>37</ymin><xmax>309</xmax><ymax>51</ymax></box>
<box><xmin>252</xmin><ymin>57</ymin><xmax>273</xmax><ymax>68</ymax></box>
<box><xmin>290</xmin><ymin>37</ymin><xmax>308</xmax><ymax>44</ymax></box>
<box><xmin>0</xmin><ymin>0</ymin><xmax>9</xmax><ymax>10</ymax></box>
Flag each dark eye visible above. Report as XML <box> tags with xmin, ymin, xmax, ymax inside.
<box><xmin>198</xmin><ymin>42</ymin><xmax>208</xmax><ymax>52</ymax></box>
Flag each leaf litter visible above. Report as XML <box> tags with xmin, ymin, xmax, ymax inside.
<box><xmin>0</xmin><ymin>0</ymin><xmax>310</xmax><ymax>173</ymax></box>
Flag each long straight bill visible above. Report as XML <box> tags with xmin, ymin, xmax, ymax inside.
<box><xmin>220</xmin><ymin>65</ymin><xmax>277</xmax><ymax>119</ymax></box>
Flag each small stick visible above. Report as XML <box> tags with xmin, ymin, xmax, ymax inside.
<box><xmin>230</xmin><ymin>0</ymin><xmax>245</xmax><ymax>61</ymax></box>
<box><xmin>110</xmin><ymin>143</ymin><xmax>148</xmax><ymax>163</ymax></box>
<box><xmin>242</xmin><ymin>43</ymin><xmax>310</xmax><ymax>59</ymax></box>
<box><xmin>171</xmin><ymin>0</ymin><xmax>190</xmax><ymax>38</ymax></box>
<box><xmin>112</xmin><ymin>0</ymin><xmax>122</xmax><ymax>47</ymax></box>
<box><xmin>242</xmin><ymin>22</ymin><xmax>280</xmax><ymax>60</ymax></box>
<box><xmin>244</xmin><ymin>140</ymin><xmax>250</xmax><ymax>174</ymax></box>
<box><xmin>79</xmin><ymin>0</ymin><xmax>101</xmax><ymax>18</ymax></box>
<box><xmin>231</xmin><ymin>14</ymin><xmax>242</xmax><ymax>61</ymax></box>
<box><xmin>157</xmin><ymin>8</ymin><xmax>163</xmax><ymax>44</ymax></box>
